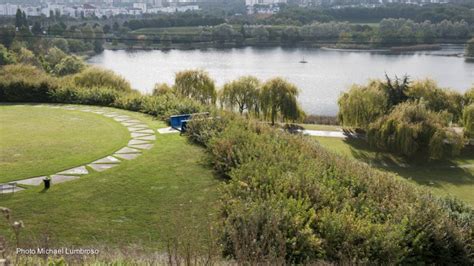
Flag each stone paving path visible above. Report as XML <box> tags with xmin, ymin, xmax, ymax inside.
<box><xmin>0</xmin><ymin>104</ymin><xmax>156</xmax><ymax>194</ymax></box>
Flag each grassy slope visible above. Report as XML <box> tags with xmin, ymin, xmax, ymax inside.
<box><xmin>0</xmin><ymin>106</ymin><xmax>220</xmax><ymax>250</ymax></box>
<box><xmin>0</xmin><ymin>105</ymin><xmax>129</xmax><ymax>182</ymax></box>
<box><xmin>313</xmin><ymin>136</ymin><xmax>474</xmax><ymax>205</ymax></box>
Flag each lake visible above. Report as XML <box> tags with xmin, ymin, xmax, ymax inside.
<box><xmin>88</xmin><ymin>46</ymin><xmax>474</xmax><ymax>116</ymax></box>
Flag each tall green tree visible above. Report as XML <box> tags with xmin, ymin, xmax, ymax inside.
<box><xmin>260</xmin><ymin>78</ymin><xmax>303</xmax><ymax>125</ymax></box>
<box><xmin>383</xmin><ymin>74</ymin><xmax>410</xmax><ymax>107</ymax></box>
<box><xmin>463</xmin><ymin>104</ymin><xmax>474</xmax><ymax>138</ymax></box>
<box><xmin>175</xmin><ymin>70</ymin><xmax>216</xmax><ymax>104</ymax></box>
<box><xmin>407</xmin><ymin>79</ymin><xmax>464</xmax><ymax>122</ymax></box>
<box><xmin>0</xmin><ymin>44</ymin><xmax>16</xmax><ymax>65</ymax></box>
<box><xmin>0</xmin><ymin>26</ymin><xmax>16</xmax><ymax>48</ymax></box>
<box><xmin>31</xmin><ymin>22</ymin><xmax>42</xmax><ymax>35</ymax></box>
<box><xmin>220</xmin><ymin>76</ymin><xmax>260</xmax><ymax>115</ymax></box>
<box><xmin>368</xmin><ymin>101</ymin><xmax>463</xmax><ymax>160</ymax></box>
<box><xmin>15</xmin><ymin>9</ymin><xmax>23</xmax><ymax>28</ymax></box>
<box><xmin>338</xmin><ymin>80</ymin><xmax>389</xmax><ymax>130</ymax></box>
<box><xmin>466</xmin><ymin>38</ymin><xmax>474</xmax><ymax>58</ymax></box>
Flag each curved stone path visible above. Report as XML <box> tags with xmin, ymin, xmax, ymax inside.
<box><xmin>0</xmin><ymin>104</ymin><xmax>156</xmax><ymax>194</ymax></box>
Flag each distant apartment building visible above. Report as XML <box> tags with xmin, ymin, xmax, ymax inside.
<box><xmin>0</xmin><ymin>0</ymin><xmax>201</xmax><ymax>18</ymax></box>
<box><xmin>245</xmin><ymin>0</ymin><xmax>287</xmax><ymax>14</ymax></box>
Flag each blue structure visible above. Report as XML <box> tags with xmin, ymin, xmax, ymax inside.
<box><xmin>169</xmin><ymin>112</ymin><xmax>209</xmax><ymax>132</ymax></box>
<box><xmin>170</xmin><ymin>114</ymin><xmax>191</xmax><ymax>131</ymax></box>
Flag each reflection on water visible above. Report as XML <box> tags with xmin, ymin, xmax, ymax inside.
<box><xmin>88</xmin><ymin>46</ymin><xmax>474</xmax><ymax>115</ymax></box>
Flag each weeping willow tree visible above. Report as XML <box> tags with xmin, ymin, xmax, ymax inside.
<box><xmin>219</xmin><ymin>76</ymin><xmax>260</xmax><ymax>115</ymax></box>
<box><xmin>407</xmin><ymin>79</ymin><xmax>464</xmax><ymax>122</ymax></box>
<box><xmin>174</xmin><ymin>69</ymin><xmax>216</xmax><ymax>105</ymax></box>
<box><xmin>368</xmin><ymin>102</ymin><xmax>464</xmax><ymax>160</ymax></box>
<box><xmin>465</xmin><ymin>87</ymin><xmax>474</xmax><ymax>106</ymax></box>
<box><xmin>463</xmin><ymin>104</ymin><xmax>474</xmax><ymax>138</ymax></box>
<box><xmin>260</xmin><ymin>78</ymin><xmax>304</xmax><ymax>125</ymax></box>
<box><xmin>338</xmin><ymin>80</ymin><xmax>389</xmax><ymax>130</ymax></box>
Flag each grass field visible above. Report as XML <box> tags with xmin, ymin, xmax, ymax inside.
<box><xmin>0</xmin><ymin>105</ymin><xmax>129</xmax><ymax>183</ymax></box>
<box><xmin>299</xmin><ymin>123</ymin><xmax>342</xmax><ymax>131</ymax></box>
<box><xmin>314</xmin><ymin>136</ymin><xmax>474</xmax><ymax>205</ymax></box>
<box><xmin>0</xmin><ymin>106</ymin><xmax>220</xmax><ymax>250</ymax></box>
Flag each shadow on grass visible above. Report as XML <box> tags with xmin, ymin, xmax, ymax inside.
<box><xmin>343</xmin><ymin>137</ymin><xmax>474</xmax><ymax>186</ymax></box>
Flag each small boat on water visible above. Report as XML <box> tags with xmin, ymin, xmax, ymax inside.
<box><xmin>299</xmin><ymin>57</ymin><xmax>308</xmax><ymax>63</ymax></box>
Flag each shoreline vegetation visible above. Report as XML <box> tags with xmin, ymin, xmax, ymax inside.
<box><xmin>0</xmin><ymin>58</ymin><xmax>473</xmax><ymax>264</ymax></box>
<box><xmin>1</xmin><ymin>6</ymin><xmax>474</xmax><ymax>263</ymax></box>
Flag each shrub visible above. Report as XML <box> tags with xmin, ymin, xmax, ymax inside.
<box><xmin>186</xmin><ymin>114</ymin><xmax>473</xmax><ymax>264</ymax></box>
<box><xmin>53</xmin><ymin>56</ymin><xmax>85</xmax><ymax>76</ymax></box>
<box><xmin>465</xmin><ymin>87</ymin><xmax>474</xmax><ymax>106</ymax></box>
<box><xmin>0</xmin><ymin>64</ymin><xmax>57</xmax><ymax>102</ymax></box>
<box><xmin>463</xmin><ymin>104</ymin><xmax>474</xmax><ymax>137</ymax></box>
<box><xmin>140</xmin><ymin>94</ymin><xmax>205</xmax><ymax>119</ymax></box>
<box><xmin>73</xmin><ymin>67</ymin><xmax>132</xmax><ymax>92</ymax></box>
<box><xmin>152</xmin><ymin>83</ymin><xmax>174</xmax><ymax>96</ymax></box>
<box><xmin>51</xmin><ymin>86</ymin><xmax>119</xmax><ymax>106</ymax></box>
<box><xmin>0</xmin><ymin>44</ymin><xmax>16</xmax><ymax>65</ymax></box>
<box><xmin>368</xmin><ymin>102</ymin><xmax>463</xmax><ymax>160</ymax></box>
<box><xmin>113</xmin><ymin>92</ymin><xmax>145</xmax><ymax>111</ymax></box>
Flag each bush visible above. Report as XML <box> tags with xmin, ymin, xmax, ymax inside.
<box><xmin>0</xmin><ymin>64</ymin><xmax>57</xmax><ymax>102</ymax></box>
<box><xmin>113</xmin><ymin>92</ymin><xmax>146</xmax><ymax>111</ymax></box>
<box><xmin>463</xmin><ymin>104</ymin><xmax>474</xmax><ymax>138</ymax></box>
<box><xmin>186</xmin><ymin>114</ymin><xmax>473</xmax><ymax>264</ymax></box>
<box><xmin>53</xmin><ymin>56</ymin><xmax>85</xmax><ymax>76</ymax></box>
<box><xmin>72</xmin><ymin>67</ymin><xmax>132</xmax><ymax>92</ymax></box>
<box><xmin>368</xmin><ymin>102</ymin><xmax>463</xmax><ymax>160</ymax></box>
<box><xmin>51</xmin><ymin>86</ymin><xmax>120</xmax><ymax>106</ymax></box>
<box><xmin>0</xmin><ymin>44</ymin><xmax>16</xmax><ymax>65</ymax></box>
<box><xmin>152</xmin><ymin>83</ymin><xmax>174</xmax><ymax>96</ymax></box>
<box><xmin>141</xmin><ymin>93</ymin><xmax>205</xmax><ymax>119</ymax></box>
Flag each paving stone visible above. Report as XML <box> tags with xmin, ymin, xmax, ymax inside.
<box><xmin>114</xmin><ymin>117</ymin><xmax>130</xmax><ymax>122</ymax></box>
<box><xmin>115</xmin><ymin>115</ymin><xmax>132</xmax><ymax>120</ymax></box>
<box><xmin>114</xmin><ymin>153</ymin><xmax>141</xmax><ymax>160</ymax></box>
<box><xmin>16</xmin><ymin>176</ymin><xmax>46</xmax><ymax>186</ymax></box>
<box><xmin>115</xmin><ymin>147</ymin><xmax>141</xmax><ymax>154</ymax></box>
<box><xmin>104</xmin><ymin>113</ymin><xmax>120</xmax><ymax>117</ymax></box>
<box><xmin>57</xmin><ymin>166</ymin><xmax>89</xmax><ymax>175</ymax></box>
<box><xmin>88</xmin><ymin>163</ymin><xmax>119</xmax><ymax>172</ymax></box>
<box><xmin>0</xmin><ymin>183</ymin><xmax>24</xmax><ymax>193</ymax></box>
<box><xmin>129</xmin><ymin>144</ymin><xmax>154</xmax><ymax>150</ymax></box>
<box><xmin>92</xmin><ymin>156</ymin><xmax>121</xmax><ymax>164</ymax></box>
<box><xmin>136</xmin><ymin>135</ymin><xmax>156</xmax><ymax>141</ymax></box>
<box><xmin>135</xmin><ymin>129</ymin><xmax>154</xmax><ymax>134</ymax></box>
<box><xmin>50</xmin><ymin>174</ymin><xmax>80</xmax><ymax>184</ymax></box>
<box><xmin>92</xmin><ymin>111</ymin><xmax>106</xmax><ymax>114</ymax></box>
<box><xmin>121</xmin><ymin>122</ymin><xmax>146</xmax><ymax>127</ymax></box>
<box><xmin>128</xmin><ymin>139</ymin><xmax>150</xmax><ymax>145</ymax></box>
<box><xmin>127</xmin><ymin>127</ymin><xmax>146</xmax><ymax>132</ymax></box>
<box><xmin>131</xmin><ymin>132</ymin><xmax>152</xmax><ymax>138</ymax></box>
<box><xmin>126</xmin><ymin>119</ymin><xmax>142</xmax><ymax>123</ymax></box>
<box><xmin>157</xmin><ymin>127</ymin><xmax>180</xmax><ymax>134</ymax></box>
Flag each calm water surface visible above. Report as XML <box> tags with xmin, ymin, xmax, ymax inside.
<box><xmin>88</xmin><ymin>47</ymin><xmax>474</xmax><ymax>115</ymax></box>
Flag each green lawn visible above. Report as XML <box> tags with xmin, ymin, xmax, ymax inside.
<box><xmin>0</xmin><ymin>105</ymin><xmax>129</xmax><ymax>183</ymax></box>
<box><xmin>299</xmin><ymin>123</ymin><xmax>342</xmax><ymax>131</ymax></box>
<box><xmin>0</xmin><ymin>105</ymin><xmax>220</xmax><ymax>250</ymax></box>
<box><xmin>314</xmin><ymin>136</ymin><xmax>474</xmax><ymax>205</ymax></box>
